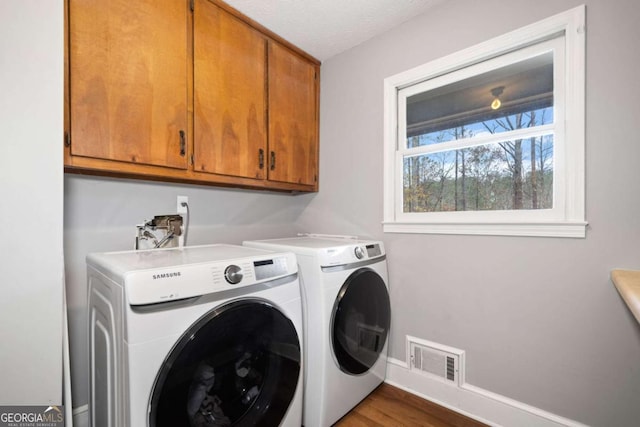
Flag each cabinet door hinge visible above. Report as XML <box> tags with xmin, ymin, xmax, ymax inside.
<box><xmin>190</xmin><ymin>0</ymin><xmax>194</xmax><ymax>12</ymax></box>
<box><xmin>64</xmin><ymin>132</ymin><xmax>71</xmax><ymax>148</ymax></box>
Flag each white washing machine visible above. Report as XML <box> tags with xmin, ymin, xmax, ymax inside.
<box><xmin>87</xmin><ymin>244</ymin><xmax>303</xmax><ymax>427</ymax></box>
<box><xmin>244</xmin><ymin>236</ymin><xmax>391</xmax><ymax>427</ymax></box>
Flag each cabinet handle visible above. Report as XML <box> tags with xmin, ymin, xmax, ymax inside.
<box><xmin>179</xmin><ymin>130</ymin><xmax>186</xmax><ymax>156</ymax></box>
<box><xmin>270</xmin><ymin>151</ymin><xmax>276</xmax><ymax>171</ymax></box>
<box><xmin>259</xmin><ymin>149</ymin><xmax>265</xmax><ymax>169</ymax></box>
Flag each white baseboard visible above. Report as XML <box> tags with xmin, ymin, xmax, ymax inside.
<box><xmin>72</xmin><ymin>405</ymin><xmax>88</xmax><ymax>427</ymax></box>
<box><xmin>386</xmin><ymin>357</ymin><xmax>588</xmax><ymax>427</ymax></box>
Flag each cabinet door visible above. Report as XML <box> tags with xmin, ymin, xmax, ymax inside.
<box><xmin>193</xmin><ymin>0</ymin><xmax>267</xmax><ymax>179</ymax></box>
<box><xmin>69</xmin><ymin>0</ymin><xmax>188</xmax><ymax>169</ymax></box>
<box><xmin>268</xmin><ymin>42</ymin><xmax>318</xmax><ymax>186</ymax></box>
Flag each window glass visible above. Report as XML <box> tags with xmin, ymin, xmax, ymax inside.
<box><xmin>400</xmin><ymin>50</ymin><xmax>556</xmax><ymax>215</ymax></box>
<box><xmin>406</xmin><ymin>53</ymin><xmax>554</xmax><ymax>148</ymax></box>
<box><xmin>403</xmin><ymin>135</ymin><xmax>554</xmax><ymax>212</ymax></box>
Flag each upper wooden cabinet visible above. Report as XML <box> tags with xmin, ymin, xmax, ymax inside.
<box><xmin>68</xmin><ymin>0</ymin><xmax>189</xmax><ymax>169</ymax></box>
<box><xmin>268</xmin><ymin>42</ymin><xmax>318</xmax><ymax>186</ymax></box>
<box><xmin>65</xmin><ymin>0</ymin><xmax>320</xmax><ymax>192</ymax></box>
<box><xmin>193</xmin><ymin>0</ymin><xmax>267</xmax><ymax>180</ymax></box>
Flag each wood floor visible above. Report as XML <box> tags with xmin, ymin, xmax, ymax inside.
<box><xmin>333</xmin><ymin>383</ymin><xmax>488</xmax><ymax>427</ymax></box>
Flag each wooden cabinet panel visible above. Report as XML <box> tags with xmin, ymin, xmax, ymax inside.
<box><xmin>65</xmin><ymin>0</ymin><xmax>319</xmax><ymax>192</ymax></box>
<box><xmin>268</xmin><ymin>42</ymin><xmax>319</xmax><ymax>186</ymax></box>
<box><xmin>193</xmin><ymin>0</ymin><xmax>267</xmax><ymax>179</ymax></box>
<box><xmin>69</xmin><ymin>0</ymin><xmax>188</xmax><ymax>169</ymax></box>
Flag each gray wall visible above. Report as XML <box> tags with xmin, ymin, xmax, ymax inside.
<box><xmin>64</xmin><ymin>175</ymin><xmax>312</xmax><ymax>406</ymax></box>
<box><xmin>0</xmin><ymin>0</ymin><xmax>64</xmax><ymax>405</ymax></box>
<box><xmin>297</xmin><ymin>0</ymin><xmax>640</xmax><ymax>426</ymax></box>
<box><xmin>63</xmin><ymin>0</ymin><xmax>640</xmax><ymax>425</ymax></box>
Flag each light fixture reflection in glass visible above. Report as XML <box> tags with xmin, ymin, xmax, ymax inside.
<box><xmin>490</xmin><ymin>86</ymin><xmax>504</xmax><ymax>110</ymax></box>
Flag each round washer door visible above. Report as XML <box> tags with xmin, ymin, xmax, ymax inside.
<box><xmin>331</xmin><ymin>268</ymin><xmax>391</xmax><ymax>375</ymax></box>
<box><xmin>149</xmin><ymin>299</ymin><xmax>300</xmax><ymax>427</ymax></box>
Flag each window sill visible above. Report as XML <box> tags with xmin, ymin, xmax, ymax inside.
<box><xmin>382</xmin><ymin>221</ymin><xmax>588</xmax><ymax>238</ymax></box>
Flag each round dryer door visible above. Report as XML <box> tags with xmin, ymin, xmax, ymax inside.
<box><xmin>331</xmin><ymin>268</ymin><xmax>391</xmax><ymax>375</ymax></box>
<box><xmin>149</xmin><ymin>299</ymin><xmax>300</xmax><ymax>427</ymax></box>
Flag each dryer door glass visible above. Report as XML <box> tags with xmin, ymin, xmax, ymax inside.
<box><xmin>331</xmin><ymin>268</ymin><xmax>391</xmax><ymax>375</ymax></box>
<box><xmin>149</xmin><ymin>300</ymin><xmax>300</xmax><ymax>427</ymax></box>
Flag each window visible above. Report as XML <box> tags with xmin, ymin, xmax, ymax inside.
<box><xmin>383</xmin><ymin>6</ymin><xmax>586</xmax><ymax>237</ymax></box>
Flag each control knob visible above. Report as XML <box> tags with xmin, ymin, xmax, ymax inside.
<box><xmin>354</xmin><ymin>246</ymin><xmax>365</xmax><ymax>260</ymax></box>
<box><xmin>224</xmin><ymin>265</ymin><xmax>243</xmax><ymax>284</ymax></box>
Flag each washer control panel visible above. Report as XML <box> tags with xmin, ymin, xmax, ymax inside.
<box><xmin>365</xmin><ymin>243</ymin><xmax>382</xmax><ymax>258</ymax></box>
<box><xmin>120</xmin><ymin>249</ymin><xmax>297</xmax><ymax>305</ymax></box>
<box><xmin>254</xmin><ymin>257</ymin><xmax>289</xmax><ymax>280</ymax></box>
<box><xmin>224</xmin><ymin>265</ymin><xmax>243</xmax><ymax>284</ymax></box>
<box><xmin>214</xmin><ymin>257</ymin><xmax>289</xmax><ymax>286</ymax></box>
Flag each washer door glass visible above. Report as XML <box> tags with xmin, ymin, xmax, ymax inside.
<box><xmin>331</xmin><ymin>268</ymin><xmax>391</xmax><ymax>375</ymax></box>
<box><xmin>149</xmin><ymin>300</ymin><xmax>300</xmax><ymax>427</ymax></box>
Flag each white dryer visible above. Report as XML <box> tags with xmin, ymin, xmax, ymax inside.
<box><xmin>244</xmin><ymin>236</ymin><xmax>391</xmax><ymax>427</ymax></box>
<box><xmin>87</xmin><ymin>244</ymin><xmax>303</xmax><ymax>427</ymax></box>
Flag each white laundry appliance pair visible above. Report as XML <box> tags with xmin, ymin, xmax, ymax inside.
<box><xmin>244</xmin><ymin>236</ymin><xmax>391</xmax><ymax>427</ymax></box>
<box><xmin>87</xmin><ymin>244</ymin><xmax>304</xmax><ymax>426</ymax></box>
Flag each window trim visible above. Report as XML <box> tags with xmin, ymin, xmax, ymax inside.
<box><xmin>383</xmin><ymin>5</ymin><xmax>586</xmax><ymax>238</ymax></box>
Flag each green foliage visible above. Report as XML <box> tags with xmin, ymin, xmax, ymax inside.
<box><xmin>403</xmin><ymin>138</ymin><xmax>553</xmax><ymax>213</ymax></box>
<box><xmin>403</xmin><ymin>110</ymin><xmax>554</xmax><ymax>213</ymax></box>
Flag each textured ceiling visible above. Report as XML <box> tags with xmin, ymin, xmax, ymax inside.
<box><xmin>223</xmin><ymin>0</ymin><xmax>444</xmax><ymax>61</ymax></box>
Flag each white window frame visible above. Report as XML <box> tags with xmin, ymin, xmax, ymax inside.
<box><xmin>383</xmin><ymin>5</ymin><xmax>586</xmax><ymax>238</ymax></box>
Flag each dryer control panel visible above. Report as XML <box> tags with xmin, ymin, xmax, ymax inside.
<box><xmin>243</xmin><ymin>237</ymin><xmax>387</xmax><ymax>270</ymax></box>
<box><xmin>318</xmin><ymin>241</ymin><xmax>385</xmax><ymax>267</ymax></box>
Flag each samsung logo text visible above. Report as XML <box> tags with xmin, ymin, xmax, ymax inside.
<box><xmin>152</xmin><ymin>272</ymin><xmax>182</xmax><ymax>280</ymax></box>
